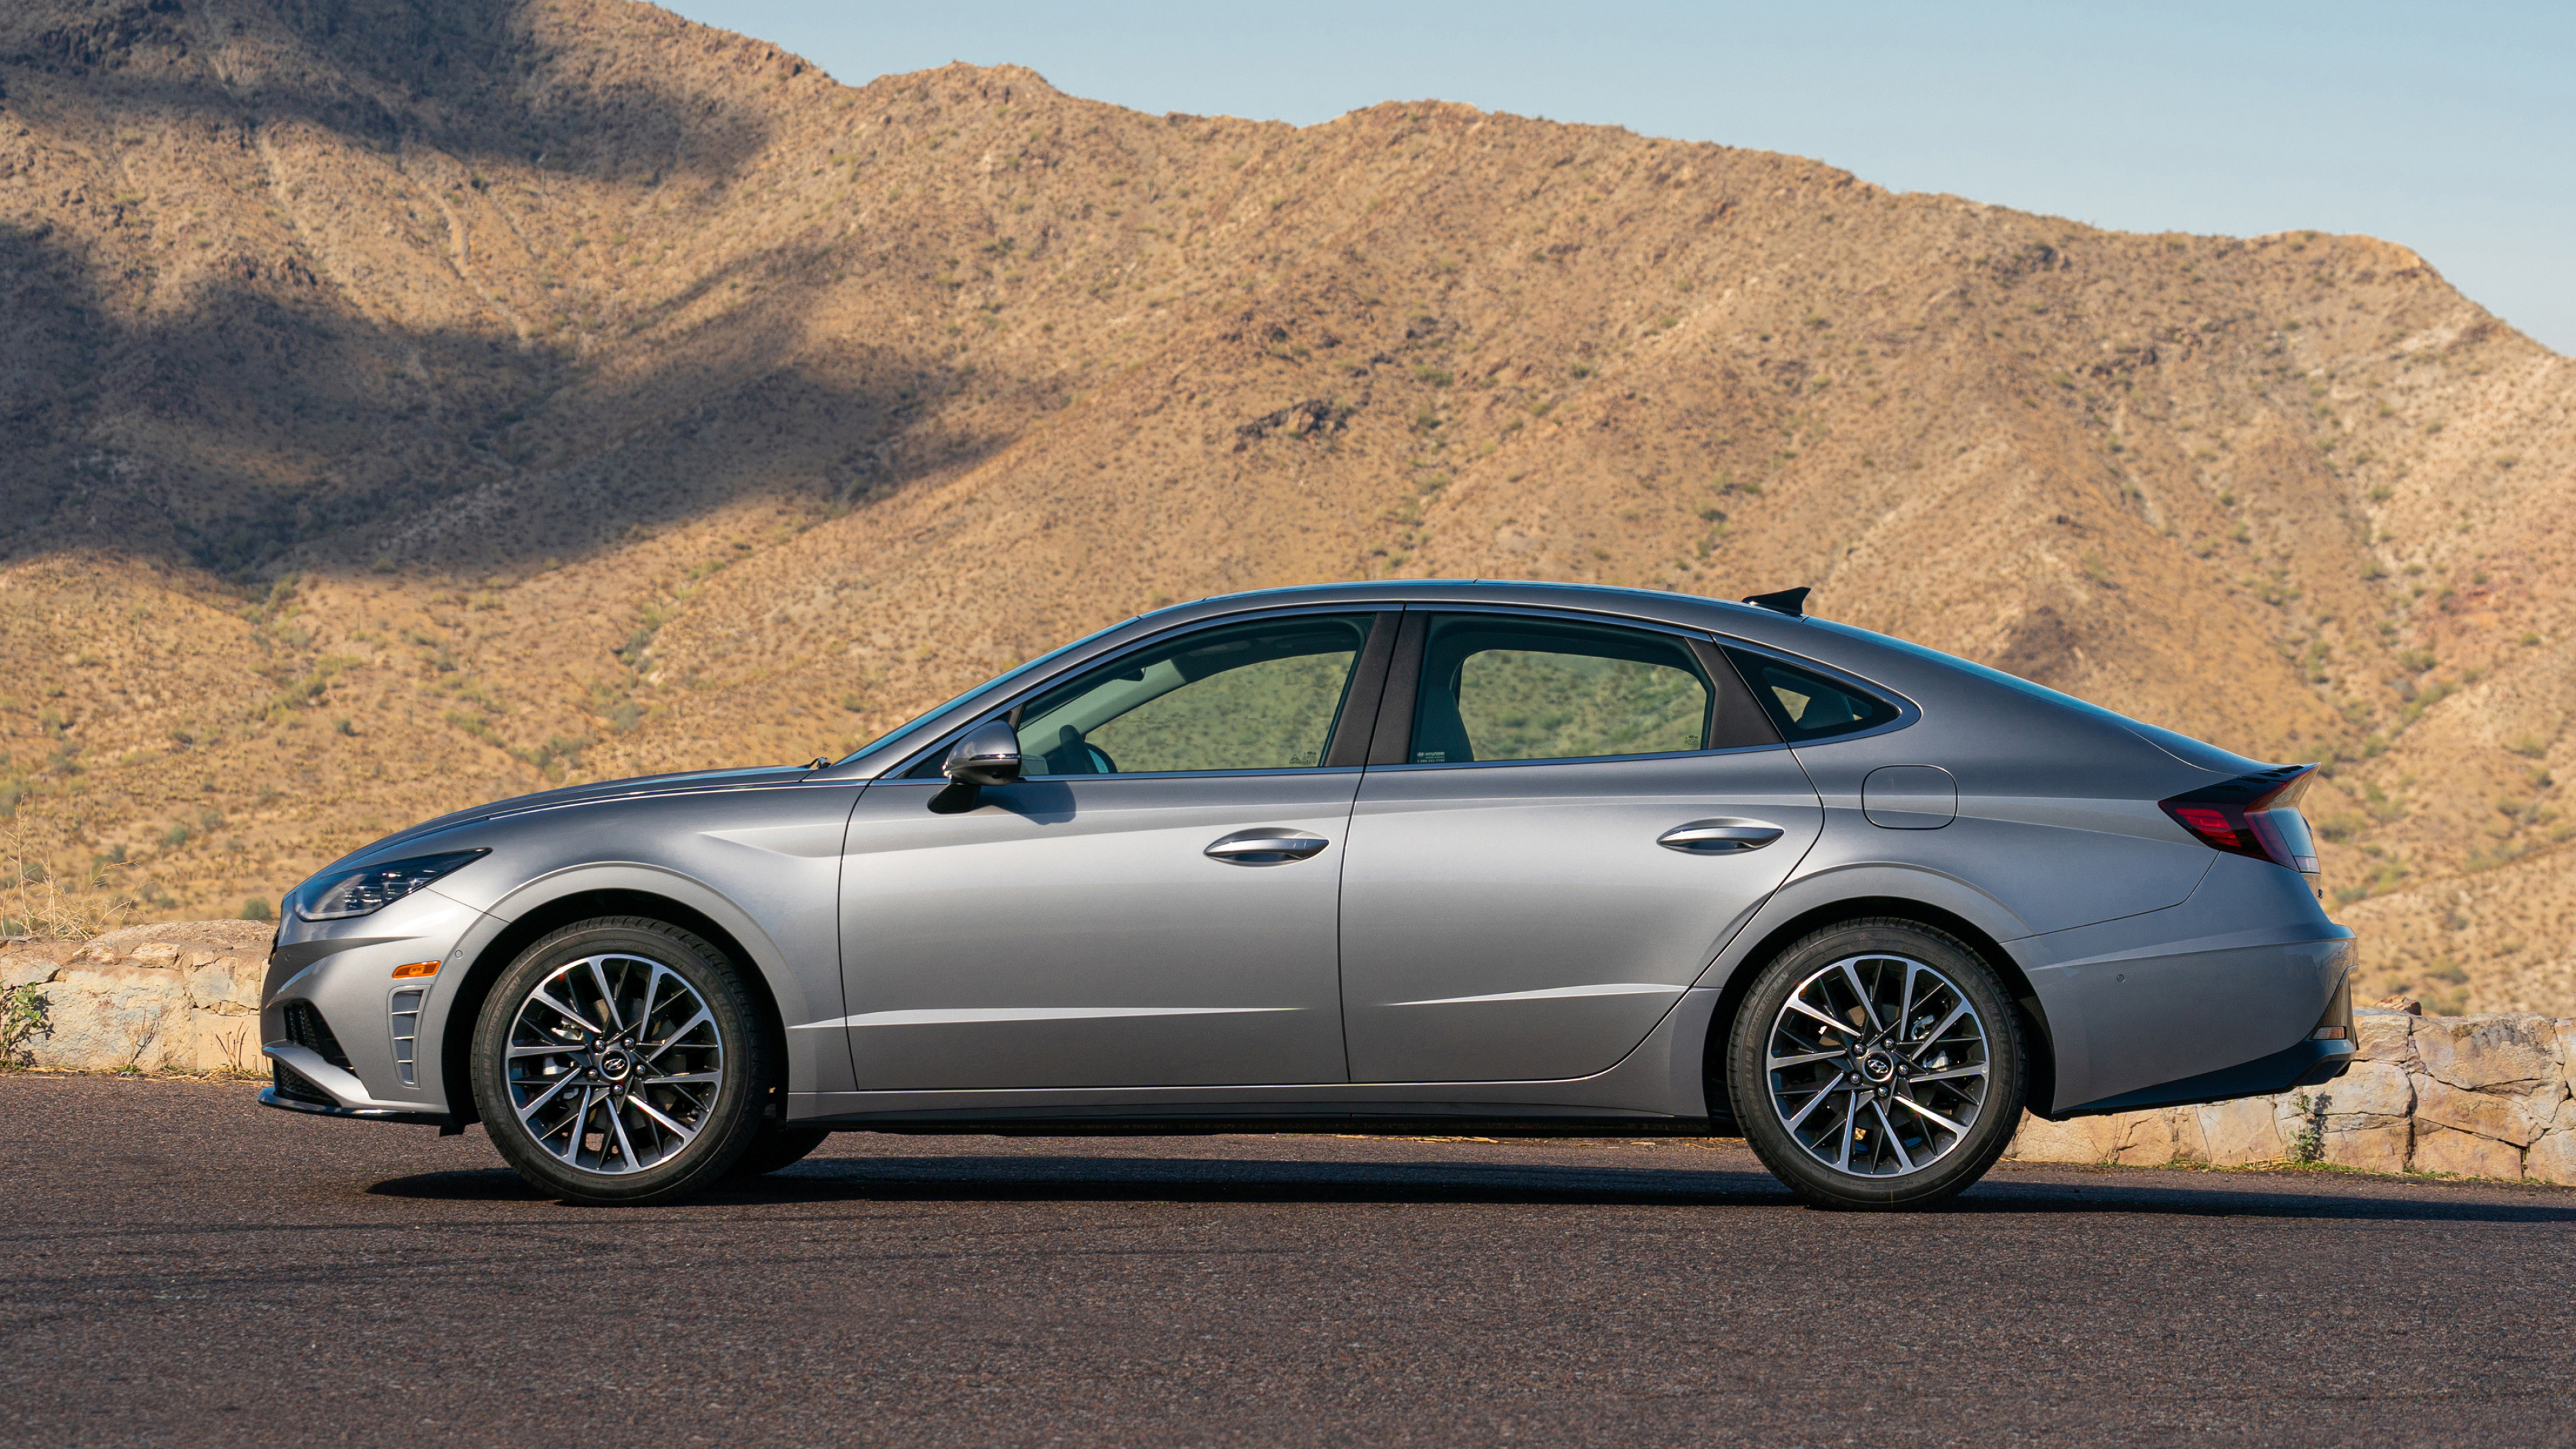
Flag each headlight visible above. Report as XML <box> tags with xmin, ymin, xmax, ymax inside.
<box><xmin>290</xmin><ymin>849</ymin><xmax>488</xmax><ymax>921</ymax></box>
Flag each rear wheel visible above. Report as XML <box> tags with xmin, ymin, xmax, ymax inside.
<box><xmin>1729</xmin><ymin>918</ymin><xmax>2025</xmax><ymax>1210</ymax></box>
<box><xmin>470</xmin><ymin>916</ymin><xmax>769</xmax><ymax>1205</ymax></box>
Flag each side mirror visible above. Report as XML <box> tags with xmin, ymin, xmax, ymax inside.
<box><xmin>941</xmin><ymin>718</ymin><xmax>1023</xmax><ymax>788</ymax></box>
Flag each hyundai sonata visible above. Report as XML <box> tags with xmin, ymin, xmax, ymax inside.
<box><xmin>259</xmin><ymin>581</ymin><xmax>2353</xmax><ymax>1209</ymax></box>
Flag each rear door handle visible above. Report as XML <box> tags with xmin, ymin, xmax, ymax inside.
<box><xmin>1657</xmin><ymin>820</ymin><xmax>1784</xmax><ymax>853</ymax></box>
<box><xmin>1205</xmin><ymin>829</ymin><xmax>1331</xmax><ymax>865</ymax></box>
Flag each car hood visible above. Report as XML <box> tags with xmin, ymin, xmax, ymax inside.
<box><xmin>320</xmin><ymin>764</ymin><xmax>818</xmax><ymax>873</ymax></box>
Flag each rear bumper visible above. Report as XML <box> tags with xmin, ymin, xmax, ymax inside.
<box><xmin>2015</xmin><ymin>849</ymin><xmax>2357</xmax><ymax>1114</ymax></box>
<box><xmin>2057</xmin><ymin>1038</ymin><xmax>2353</xmax><ymax>1116</ymax></box>
<box><xmin>2050</xmin><ymin>955</ymin><xmax>2357</xmax><ymax>1117</ymax></box>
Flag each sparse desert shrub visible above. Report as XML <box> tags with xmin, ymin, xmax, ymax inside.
<box><xmin>1</xmin><ymin>983</ymin><xmax>49</xmax><ymax>1067</ymax></box>
<box><xmin>239</xmin><ymin>897</ymin><xmax>274</xmax><ymax>922</ymax></box>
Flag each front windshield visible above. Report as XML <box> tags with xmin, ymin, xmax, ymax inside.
<box><xmin>833</xmin><ymin>616</ymin><xmax>1135</xmax><ymax>768</ymax></box>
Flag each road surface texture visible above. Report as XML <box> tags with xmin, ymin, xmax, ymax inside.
<box><xmin>3</xmin><ymin>1075</ymin><xmax>2573</xmax><ymax>1447</ymax></box>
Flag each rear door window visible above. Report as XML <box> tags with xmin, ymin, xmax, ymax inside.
<box><xmin>1407</xmin><ymin>614</ymin><xmax>1717</xmax><ymax>764</ymax></box>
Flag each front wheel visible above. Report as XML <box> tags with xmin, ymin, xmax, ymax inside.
<box><xmin>727</xmin><ymin>1122</ymin><xmax>831</xmax><ymax>1180</ymax></box>
<box><xmin>470</xmin><ymin>916</ymin><xmax>771</xmax><ymax>1205</ymax></box>
<box><xmin>1728</xmin><ymin>918</ymin><xmax>2025</xmax><ymax>1210</ymax></box>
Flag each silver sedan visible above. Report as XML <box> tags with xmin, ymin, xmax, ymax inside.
<box><xmin>259</xmin><ymin>581</ymin><xmax>2353</xmax><ymax>1209</ymax></box>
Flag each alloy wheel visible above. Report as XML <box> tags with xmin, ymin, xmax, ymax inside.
<box><xmin>1763</xmin><ymin>953</ymin><xmax>1991</xmax><ymax>1177</ymax></box>
<box><xmin>503</xmin><ymin>952</ymin><xmax>724</xmax><ymax>1175</ymax></box>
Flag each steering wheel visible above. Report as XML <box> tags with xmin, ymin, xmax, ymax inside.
<box><xmin>1083</xmin><ymin>743</ymin><xmax>1119</xmax><ymax>774</ymax></box>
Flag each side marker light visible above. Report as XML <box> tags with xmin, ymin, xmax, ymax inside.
<box><xmin>391</xmin><ymin>961</ymin><xmax>440</xmax><ymax>979</ymax></box>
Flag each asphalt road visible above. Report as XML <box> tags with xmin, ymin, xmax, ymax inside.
<box><xmin>4</xmin><ymin>1077</ymin><xmax>2574</xmax><ymax>1447</ymax></box>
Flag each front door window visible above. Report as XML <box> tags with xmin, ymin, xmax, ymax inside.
<box><xmin>1013</xmin><ymin>614</ymin><xmax>1375</xmax><ymax>775</ymax></box>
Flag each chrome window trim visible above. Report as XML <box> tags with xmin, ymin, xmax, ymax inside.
<box><xmin>1361</xmin><ymin>740</ymin><xmax>1792</xmax><ymax>775</ymax></box>
<box><xmin>868</xmin><ymin>765</ymin><xmax>1370</xmax><ymax>786</ymax></box>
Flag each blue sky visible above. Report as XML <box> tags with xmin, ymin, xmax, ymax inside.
<box><xmin>661</xmin><ymin>1</ymin><xmax>2574</xmax><ymax>354</ymax></box>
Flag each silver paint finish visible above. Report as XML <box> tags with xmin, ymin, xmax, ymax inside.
<box><xmin>258</xmin><ymin>578</ymin><xmax>2354</xmax><ymax>1143</ymax></box>
<box><xmin>2011</xmin><ymin>851</ymin><xmax>2353</xmax><ymax>1110</ymax></box>
<box><xmin>266</xmin><ymin>780</ymin><xmax>858</xmax><ymax>1112</ymax></box>
<box><xmin>1338</xmin><ymin>749</ymin><xmax>1823</xmax><ymax>1083</ymax></box>
<box><xmin>833</xmin><ymin>773</ymin><xmax>1357</xmax><ymax>1090</ymax></box>
<box><xmin>1862</xmin><ymin>765</ymin><xmax>1957</xmax><ymax>829</ymax></box>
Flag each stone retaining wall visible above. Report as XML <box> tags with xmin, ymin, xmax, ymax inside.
<box><xmin>7</xmin><ymin>924</ymin><xmax>2574</xmax><ymax>1185</ymax></box>
<box><xmin>1</xmin><ymin>921</ymin><xmax>273</xmax><ymax>1075</ymax></box>
<box><xmin>2006</xmin><ymin>1007</ymin><xmax>2576</xmax><ymax>1185</ymax></box>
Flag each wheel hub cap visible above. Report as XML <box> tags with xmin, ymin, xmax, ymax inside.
<box><xmin>502</xmin><ymin>952</ymin><xmax>724</xmax><ymax>1177</ymax></box>
<box><xmin>1762</xmin><ymin>953</ymin><xmax>1991</xmax><ymax>1179</ymax></box>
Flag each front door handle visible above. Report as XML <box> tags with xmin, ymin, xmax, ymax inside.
<box><xmin>1205</xmin><ymin>829</ymin><xmax>1331</xmax><ymax>865</ymax></box>
<box><xmin>1657</xmin><ymin>820</ymin><xmax>1784</xmax><ymax>854</ymax></box>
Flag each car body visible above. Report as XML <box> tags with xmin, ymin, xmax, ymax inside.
<box><xmin>259</xmin><ymin>580</ymin><xmax>2355</xmax><ymax>1204</ymax></box>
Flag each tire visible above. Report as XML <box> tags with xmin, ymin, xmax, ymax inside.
<box><xmin>470</xmin><ymin>916</ymin><xmax>771</xmax><ymax>1206</ymax></box>
<box><xmin>727</xmin><ymin>1122</ymin><xmax>831</xmax><ymax>1180</ymax></box>
<box><xmin>1727</xmin><ymin>918</ymin><xmax>2026</xmax><ymax>1211</ymax></box>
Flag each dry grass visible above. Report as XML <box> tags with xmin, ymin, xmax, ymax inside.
<box><xmin>3</xmin><ymin>804</ymin><xmax>137</xmax><ymax>943</ymax></box>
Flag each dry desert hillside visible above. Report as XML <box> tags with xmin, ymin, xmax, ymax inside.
<box><xmin>2</xmin><ymin>0</ymin><xmax>2572</xmax><ymax>1011</ymax></box>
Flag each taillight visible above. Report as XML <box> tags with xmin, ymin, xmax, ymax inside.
<box><xmin>2160</xmin><ymin>764</ymin><xmax>2321</xmax><ymax>879</ymax></box>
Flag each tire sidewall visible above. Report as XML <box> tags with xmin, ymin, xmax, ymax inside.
<box><xmin>1729</xmin><ymin>920</ymin><xmax>2026</xmax><ymax>1210</ymax></box>
<box><xmin>470</xmin><ymin>917</ymin><xmax>766</xmax><ymax>1205</ymax></box>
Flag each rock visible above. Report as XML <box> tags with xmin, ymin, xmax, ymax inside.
<box><xmin>186</xmin><ymin>1013</ymin><xmax>264</xmax><ymax>1073</ymax></box>
<box><xmin>2318</xmin><ymin>1060</ymin><xmax>2414</xmax><ymax>1123</ymax></box>
<box><xmin>2414</xmin><ymin>1014</ymin><xmax>2558</xmax><ymax>1093</ymax></box>
<box><xmin>2526</xmin><ymin>1131</ymin><xmax>2576</xmax><ymax>1188</ymax></box>
<box><xmin>2353</xmin><ymin>1011</ymin><xmax>2416</xmax><ymax>1064</ymax></box>
<box><xmin>2323</xmin><ymin>1122</ymin><xmax>2411</xmax><ymax>1173</ymax></box>
<box><xmin>2372</xmin><ymin>995</ymin><xmax>2422</xmax><ymax>1014</ymax></box>
<box><xmin>2411</xmin><ymin>1124</ymin><xmax>2522</xmax><ymax>1180</ymax></box>
<box><xmin>2412</xmin><ymin>1077</ymin><xmax>2546</xmax><ymax>1147</ymax></box>
<box><xmin>28</xmin><ymin>968</ymin><xmax>190</xmax><ymax>1072</ymax></box>
<box><xmin>2195</xmin><ymin>1095</ymin><xmax>2286</xmax><ymax>1165</ymax></box>
<box><xmin>1</xmin><ymin>943</ymin><xmax>76</xmax><ymax>989</ymax></box>
<box><xmin>184</xmin><ymin>959</ymin><xmax>263</xmax><ymax>1010</ymax></box>
<box><xmin>2108</xmin><ymin>1108</ymin><xmax>2203</xmax><ymax>1166</ymax></box>
<box><xmin>131</xmin><ymin>942</ymin><xmax>182</xmax><ymax>964</ymax></box>
<box><xmin>78</xmin><ymin>920</ymin><xmax>273</xmax><ymax>961</ymax></box>
<box><xmin>2006</xmin><ymin>1112</ymin><xmax>2120</xmax><ymax>1163</ymax></box>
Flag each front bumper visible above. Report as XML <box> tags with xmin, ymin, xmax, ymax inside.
<box><xmin>260</xmin><ymin>888</ymin><xmax>487</xmax><ymax>1119</ymax></box>
<box><xmin>259</xmin><ymin>1046</ymin><xmax>453</xmax><ymax>1124</ymax></box>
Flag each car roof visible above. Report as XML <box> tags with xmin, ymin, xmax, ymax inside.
<box><xmin>1140</xmin><ymin>579</ymin><xmax>1804</xmax><ymax>637</ymax></box>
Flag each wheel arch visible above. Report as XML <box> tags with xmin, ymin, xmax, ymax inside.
<box><xmin>1697</xmin><ymin>891</ymin><xmax>2057</xmax><ymax>1131</ymax></box>
<box><xmin>439</xmin><ymin>887</ymin><xmax>789</xmax><ymax>1126</ymax></box>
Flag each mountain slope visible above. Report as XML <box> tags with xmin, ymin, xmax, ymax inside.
<box><xmin>3</xmin><ymin>0</ymin><xmax>2573</xmax><ymax>1010</ymax></box>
